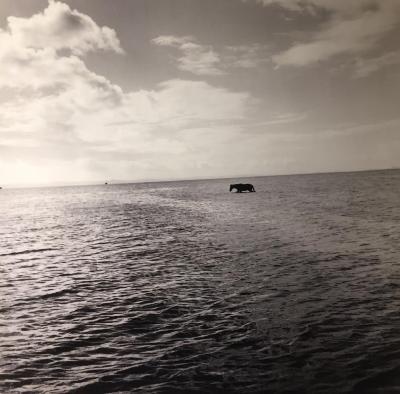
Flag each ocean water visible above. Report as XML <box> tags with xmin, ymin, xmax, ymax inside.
<box><xmin>1</xmin><ymin>170</ymin><xmax>400</xmax><ymax>393</ymax></box>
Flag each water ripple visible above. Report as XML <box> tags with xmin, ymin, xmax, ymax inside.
<box><xmin>1</xmin><ymin>171</ymin><xmax>400</xmax><ymax>393</ymax></box>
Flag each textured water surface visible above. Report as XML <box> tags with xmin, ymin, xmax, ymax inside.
<box><xmin>1</xmin><ymin>170</ymin><xmax>400</xmax><ymax>393</ymax></box>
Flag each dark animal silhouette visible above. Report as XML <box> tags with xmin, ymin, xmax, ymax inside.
<box><xmin>229</xmin><ymin>183</ymin><xmax>255</xmax><ymax>193</ymax></box>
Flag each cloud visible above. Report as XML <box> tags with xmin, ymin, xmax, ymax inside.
<box><xmin>0</xmin><ymin>0</ymin><xmax>125</xmax><ymax>91</ymax></box>
<box><xmin>6</xmin><ymin>0</ymin><xmax>123</xmax><ymax>55</ymax></box>
<box><xmin>69</xmin><ymin>79</ymin><xmax>250</xmax><ymax>145</ymax></box>
<box><xmin>152</xmin><ymin>35</ymin><xmax>194</xmax><ymax>47</ymax></box>
<box><xmin>261</xmin><ymin>1</ymin><xmax>400</xmax><ymax>67</ymax></box>
<box><xmin>225</xmin><ymin>44</ymin><xmax>270</xmax><ymax>68</ymax></box>
<box><xmin>0</xmin><ymin>40</ymin><xmax>124</xmax><ymax>95</ymax></box>
<box><xmin>0</xmin><ymin>2</ymin><xmax>253</xmax><ymax>185</ymax></box>
<box><xmin>152</xmin><ymin>35</ymin><xmax>269</xmax><ymax>75</ymax></box>
<box><xmin>252</xmin><ymin>0</ymin><xmax>378</xmax><ymax>15</ymax></box>
<box><xmin>152</xmin><ymin>35</ymin><xmax>224</xmax><ymax>75</ymax></box>
<box><xmin>353</xmin><ymin>51</ymin><xmax>400</xmax><ymax>77</ymax></box>
<box><xmin>250</xmin><ymin>0</ymin><xmax>304</xmax><ymax>12</ymax></box>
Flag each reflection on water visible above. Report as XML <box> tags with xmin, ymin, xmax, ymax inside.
<box><xmin>1</xmin><ymin>170</ymin><xmax>400</xmax><ymax>393</ymax></box>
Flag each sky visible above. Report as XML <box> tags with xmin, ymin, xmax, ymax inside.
<box><xmin>0</xmin><ymin>0</ymin><xmax>399</xmax><ymax>186</ymax></box>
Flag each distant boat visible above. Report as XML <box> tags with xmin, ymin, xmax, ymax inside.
<box><xmin>104</xmin><ymin>182</ymin><xmax>108</xmax><ymax>185</ymax></box>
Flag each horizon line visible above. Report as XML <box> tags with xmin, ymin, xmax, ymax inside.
<box><xmin>1</xmin><ymin>167</ymin><xmax>399</xmax><ymax>190</ymax></box>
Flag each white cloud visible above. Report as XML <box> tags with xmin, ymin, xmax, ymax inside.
<box><xmin>69</xmin><ymin>79</ymin><xmax>250</xmax><ymax>144</ymax></box>
<box><xmin>6</xmin><ymin>0</ymin><xmax>123</xmax><ymax>55</ymax></box>
<box><xmin>152</xmin><ymin>35</ymin><xmax>269</xmax><ymax>75</ymax></box>
<box><xmin>0</xmin><ymin>2</ymin><xmax>253</xmax><ymax>185</ymax></box>
<box><xmin>252</xmin><ymin>0</ymin><xmax>378</xmax><ymax>15</ymax></box>
<box><xmin>251</xmin><ymin>0</ymin><xmax>304</xmax><ymax>12</ymax></box>
<box><xmin>152</xmin><ymin>35</ymin><xmax>194</xmax><ymax>47</ymax></box>
<box><xmin>152</xmin><ymin>35</ymin><xmax>223</xmax><ymax>75</ymax></box>
<box><xmin>262</xmin><ymin>1</ymin><xmax>400</xmax><ymax>68</ymax></box>
<box><xmin>225</xmin><ymin>44</ymin><xmax>270</xmax><ymax>68</ymax></box>
<box><xmin>178</xmin><ymin>42</ymin><xmax>223</xmax><ymax>75</ymax></box>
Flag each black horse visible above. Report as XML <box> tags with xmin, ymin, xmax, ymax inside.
<box><xmin>229</xmin><ymin>183</ymin><xmax>255</xmax><ymax>193</ymax></box>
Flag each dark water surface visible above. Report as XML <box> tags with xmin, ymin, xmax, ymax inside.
<box><xmin>1</xmin><ymin>170</ymin><xmax>400</xmax><ymax>393</ymax></box>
